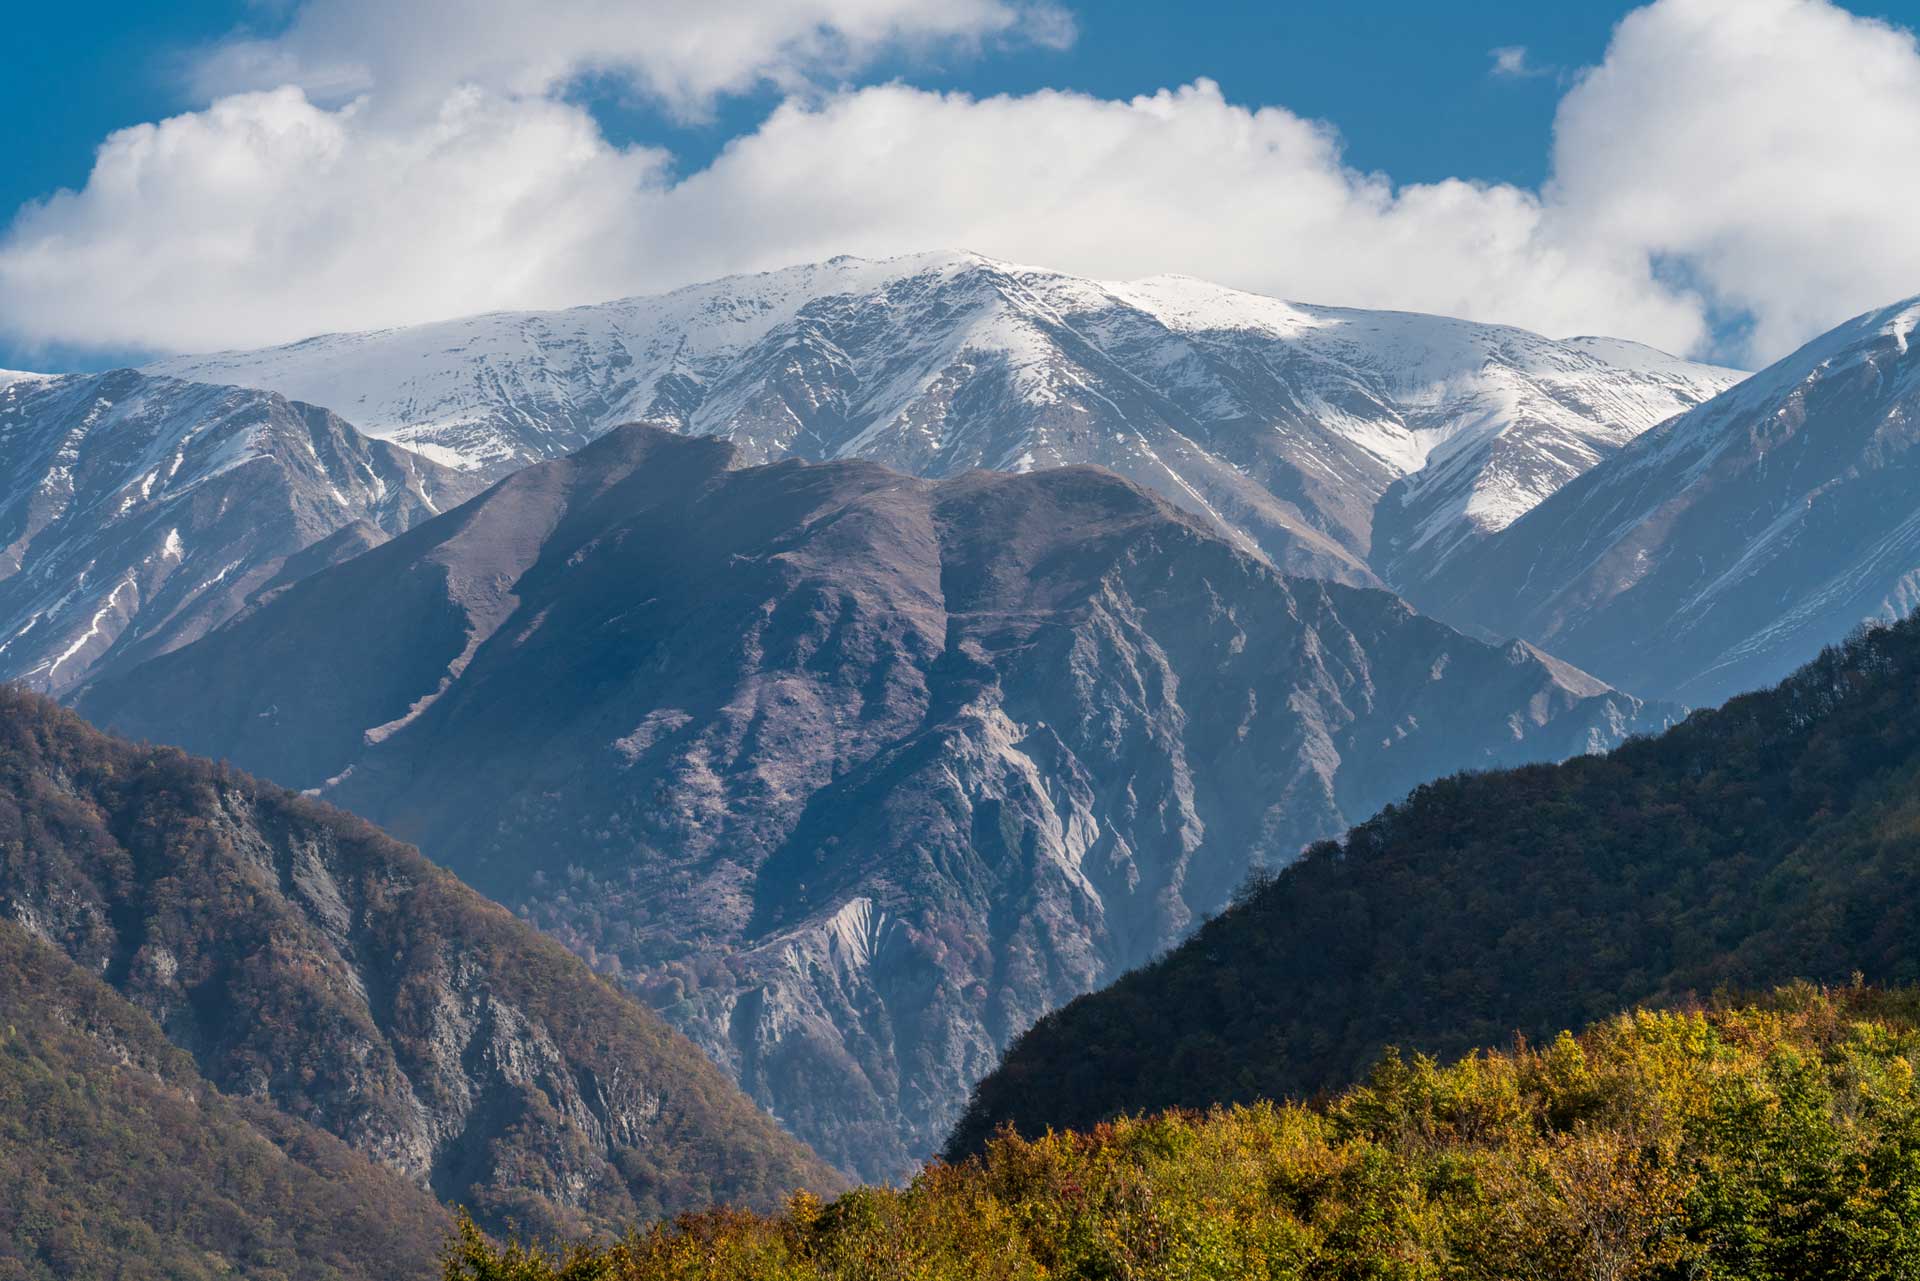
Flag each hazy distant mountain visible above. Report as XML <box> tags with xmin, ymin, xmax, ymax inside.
<box><xmin>0</xmin><ymin>370</ymin><xmax>485</xmax><ymax>694</ymax></box>
<box><xmin>84</xmin><ymin>426</ymin><xmax>1674</xmax><ymax>1180</ymax></box>
<box><xmin>146</xmin><ymin>251</ymin><xmax>1741</xmax><ymax>589</ymax></box>
<box><xmin>1418</xmin><ymin>296</ymin><xmax>1920</xmax><ymax>705</ymax></box>
<box><xmin>0</xmin><ymin>689</ymin><xmax>836</xmax><ymax>1243</ymax></box>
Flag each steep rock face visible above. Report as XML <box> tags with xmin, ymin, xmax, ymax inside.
<box><xmin>84</xmin><ymin>428</ymin><xmax>1673</xmax><ymax>1180</ymax></box>
<box><xmin>0</xmin><ymin>690</ymin><xmax>837</xmax><ymax>1242</ymax></box>
<box><xmin>1421</xmin><ymin>296</ymin><xmax>1920</xmax><ymax>704</ymax></box>
<box><xmin>146</xmin><ymin>252</ymin><xmax>1740</xmax><ymax>589</ymax></box>
<box><xmin>0</xmin><ymin>370</ymin><xmax>485</xmax><ymax>694</ymax></box>
<box><xmin>0</xmin><ymin>918</ymin><xmax>453</xmax><ymax>1280</ymax></box>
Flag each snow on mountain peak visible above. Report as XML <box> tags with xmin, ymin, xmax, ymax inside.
<box><xmin>142</xmin><ymin>254</ymin><xmax>1746</xmax><ymax>589</ymax></box>
<box><xmin>1885</xmin><ymin>298</ymin><xmax>1920</xmax><ymax>355</ymax></box>
<box><xmin>1415</xmin><ymin>291</ymin><xmax>1920</xmax><ymax>708</ymax></box>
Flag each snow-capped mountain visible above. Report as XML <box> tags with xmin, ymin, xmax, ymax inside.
<box><xmin>147</xmin><ymin>252</ymin><xmax>1742</xmax><ymax>589</ymax></box>
<box><xmin>0</xmin><ymin>369</ymin><xmax>484</xmax><ymax>694</ymax></box>
<box><xmin>1419</xmin><ymin>295</ymin><xmax>1920</xmax><ymax>705</ymax></box>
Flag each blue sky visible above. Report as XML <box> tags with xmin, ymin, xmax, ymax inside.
<box><xmin>3</xmin><ymin>2</ymin><xmax>1634</xmax><ymax>230</ymax></box>
<box><xmin>5</xmin><ymin>0</ymin><xmax>1920</xmax><ymax>372</ymax></box>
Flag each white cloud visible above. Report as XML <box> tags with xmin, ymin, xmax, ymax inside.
<box><xmin>0</xmin><ymin>88</ymin><xmax>670</xmax><ymax>352</ymax></box>
<box><xmin>1549</xmin><ymin>0</ymin><xmax>1920</xmax><ymax>362</ymax></box>
<box><xmin>2</xmin><ymin>0</ymin><xmax>1917</xmax><ymax>364</ymax></box>
<box><xmin>649</xmin><ymin>82</ymin><xmax>1707</xmax><ymax>350</ymax></box>
<box><xmin>0</xmin><ymin>79</ymin><xmax>1704</xmax><ymax>356</ymax></box>
<box><xmin>1488</xmin><ymin>46</ymin><xmax>1548</xmax><ymax>79</ymax></box>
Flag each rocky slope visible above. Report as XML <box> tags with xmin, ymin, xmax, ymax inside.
<box><xmin>948</xmin><ymin>614</ymin><xmax>1920</xmax><ymax>1156</ymax></box>
<box><xmin>0</xmin><ymin>689</ymin><xmax>836</xmax><ymax>1243</ymax></box>
<box><xmin>0</xmin><ymin>917</ymin><xmax>452</xmax><ymax>1280</ymax></box>
<box><xmin>0</xmin><ymin>369</ymin><xmax>486</xmax><ymax>695</ymax></box>
<box><xmin>1417</xmin><ymin>296</ymin><xmax>1920</xmax><ymax>705</ymax></box>
<box><xmin>84</xmin><ymin>427</ymin><xmax>1674</xmax><ymax>1180</ymax></box>
<box><xmin>146</xmin><ymin>251</ymin><xmax>1741</xmax><ymax>589</ymax></box>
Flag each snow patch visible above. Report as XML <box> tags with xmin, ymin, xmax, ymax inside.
<box><xmin>1891</xmin><ymin>303</ymin><xmax>1919</xmax><ymax>356</ymax></box>
<box><xmin>47</xmin><ymin>576</ymin><xmax>135</xmax><ymax>678</ymax></box>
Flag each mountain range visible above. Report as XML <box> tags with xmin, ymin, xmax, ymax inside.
<box><xmin>79</xmin><ymin>425</ymin><xmax>1672</xmax><ymax>1180</ymax></box>
<box><xmin>0</xmin><ymin>369</ymin><xmax>484</xmax><ymax>694</ymax></box>
<box><xmin>145</xmin><ymin>251</ymin><xmax>1742</xmax><ymax>591</ymax></box>
<box><xmin>13</xmin><ymin>252</ymin><xmax>1920</xmax><ymax>1224</ymax></box>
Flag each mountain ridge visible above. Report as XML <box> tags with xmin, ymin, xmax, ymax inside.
<box><xmin>0</xmin><ymin>368</ymin><xmax>487</xmax><ymax>694</ymax></box>
<box><xmin>948</xmin><ymin>610</ymin><xmax>1920</xmax><ymax>1156</ymax></box>
<box><xmin>145</xmin><ymin>251</ymin><xmax>1742</xmax><ymax>592</ymax></box>
<box><xmin>0</xmin><ymin>686</ymin><xmax>837</xmax><ymax>1241</ymax></box>
<box><xmin>0</xmin><ymin>916</ymin><xmax>453</xmax><ymax>1280</ymax></box>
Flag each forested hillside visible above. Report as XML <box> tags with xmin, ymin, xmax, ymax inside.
<box><xmin>951</xmin><ymin>615</ymin><xmax>1920</xmax><ymax>1153</ymax></box>
<box><xmin>449</xmin><ymin>987</ymin><xmax>1920</xmax><ymax>1280</ymax></box>
<box><xmin>0</xmin><ymin>690</ymin><xmax>836</xmax><ymax>1248</ymax></box>
<box><xmin>0</xmin><ymin>919</ymin><xmax>450</xmax><ymax>1280</ymax></box>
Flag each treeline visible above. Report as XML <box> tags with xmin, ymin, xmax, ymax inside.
<box><xmin>949</xmin><ymin>617</ymin><xmax>1920</xmax><ymax>1152</ymax></box>
<box><xmin>446</xmin><ymin>985</ymin><xmax>1920</xmax><ymax>1280</ymax></box>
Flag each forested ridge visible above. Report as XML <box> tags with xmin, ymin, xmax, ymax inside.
<box><xmin>951</xmin><ymin>614</ymin><xmax>1920</xmax><ymax>1154</ymax></box>
<box><xmin>448</xmin><ymin>986</ymin><xmax>1920</xmax><ymax>1280</ymax></box>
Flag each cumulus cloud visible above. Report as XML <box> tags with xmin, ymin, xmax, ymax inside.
<box><xmin>0</xmin><ymin>79</ymin><xmax>1704</xmax><ymax>355</ymax></box>
<box><xmin>652</xmin><ymin>83</ymin><xmax>1706</xmax><ymax>350</ymax></box>
<box><xmin>0</xmin><ymin>88</ymin><xmax>671</xmax><ymax>352</ymax></box>
<box><xmin>2</xmin><ymin>0</ymin><xmax>1917</xmax><ymax>364</ymax></box>
<box><xmin>1549</xmin><ymin>0</ymin><xmax>1920</xmax><ymax>361</ymax></box>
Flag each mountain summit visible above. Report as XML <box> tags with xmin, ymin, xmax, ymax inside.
<box><xmin>146</xmin><ymin>252</ymin><xmax>1741</xmax><ymax>591</ymax></box>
